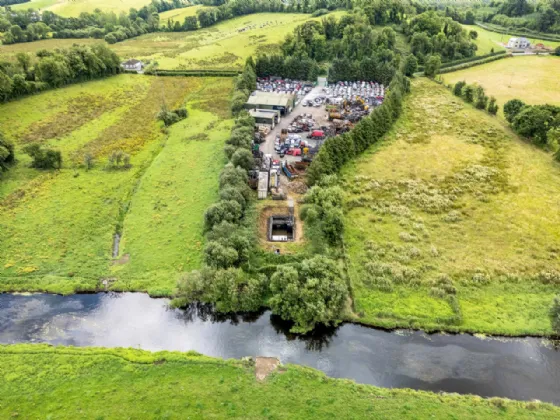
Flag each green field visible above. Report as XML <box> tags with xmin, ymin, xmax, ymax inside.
<box><xmin>342</xmin><ymin>78</ymin><xmax>560</xmax><ymax>336</ymax></box>
<box><xmin>111</xmin><ymin>11</ymin><xmax>346</xmax><ymax>70</ymax></box>
<box><xmin>443</xmin><ymin>56</ymin><xmax>560</xmax><ymax>118</ymax></box>
<box><xmin>159</xmin><ymin>5</ymin><xmax>203</xmax><ymax>26</ymax></box>
<box><xmin>0</xmin><ymin>74</ymin><xmax>232</xmax><ymax>295</ymax></box>
<box><xmin>13</xmin><ymin>0</ymin><xmax>154</xmax><ymax>16</ymax></box>
<box><xmin>1</xmin><ymin>345</ymin><xmax>557</xmax><ymax>419</ymax></box>
<box><xmin>463</xmin><ymin>24</ymin><xmax>560</xmax><ymax>55</ymax></box>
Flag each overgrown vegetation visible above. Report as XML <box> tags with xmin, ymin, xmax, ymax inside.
<box><xmin>342</xmin><ymin>78</ymin><xmax>560</xmax><ymax>336</ymax></box>
<box><xmin>0</xmin><ymin>131</ymin><xmax>15</xmax><ymax>175</ymax></box>
<box><xmin>3</xmin><ymin>344</ymin><xmax>559</xmax><ymax>419</ymax></box>
<box><xmin>0</xmin><ymin>74</ymin><xmax>231</xmax><ymax>295</ymax></box>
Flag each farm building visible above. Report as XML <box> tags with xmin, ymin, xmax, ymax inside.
<box><xmin>245</xmin><ymin>92</ymin><xmax>295</xmax><ymax>115</ymax></box>
<box><xmin>249</xmin><ymin>109</ymin><xmax>277</xmax><ymax>128</ymax></box>
<box><xmin>121</xmin><ymin>59</ymin><xmax>145</xmax><ymax>72</ymax></box>
<box><xmin>507</xmin><ymin>37</ymin><xmax>530</xmax><ymax>49</ymax></box>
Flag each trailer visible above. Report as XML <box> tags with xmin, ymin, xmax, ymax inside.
<box><xmin>258</xmin><ymin>171</ymin><xmax>269</xmax><ymax>199</ymax></box>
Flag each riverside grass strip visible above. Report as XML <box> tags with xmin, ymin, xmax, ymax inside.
<box><xmin>1</xmin><ymin>344</ymin><xmax>558</xmax><ymax>419</ymax></box>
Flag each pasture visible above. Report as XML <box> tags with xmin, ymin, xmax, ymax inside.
<box><xmin>0</xmin><ymin>74</ymin><xmax>232</xmax><ymax>295</ymax></box>
<box><xmin>13</xmin><ymin>0</ymin><xmax>154</xmax><ymax>16</ymax></box>
<box><xmin>111</xmin><ymin>11</ymin><xmax>346</xmax><ymax>69</ymax></box>
<box><xmin>159</xmin><ymin>5</ymin><xmax>203</xmax><ymax>26</ymax></box>
<box><xmin>342</xmin><ymin>78</ymin><xmax>560</xmax><ymax>336</ymax></box>
<box><xmin>443</xmin><ymin>56</ymin><xmax>560</xmax><ymax>118</ymax></box>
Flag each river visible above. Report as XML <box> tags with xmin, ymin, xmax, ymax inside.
<box><xmin>1</xmin><ymin>292</ymin><xmax>559</xmax><ymax>404</ymax></box>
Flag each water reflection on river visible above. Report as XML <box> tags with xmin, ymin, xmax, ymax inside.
<box><xmin>1</xmin><ymin>292</ymin><xmax>559</xmax><ymax>404</ymax></box>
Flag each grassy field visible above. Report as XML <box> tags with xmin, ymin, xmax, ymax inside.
<box><xmin>13</xmin><ymin>0</ymin><xmax>154</xmax><ymax>16</ymax></box>
<box><xmin>463</xmin><ymin>24</ymin><xmax>560</xmax><ymax>55</ymax></box>
<box><xmin>0</xmin><ymin>74</ymin><xmax>232</xmax><ymax>295</ymax></box>
<box><xmin>342</xmin><ymin>78</ymin><xmax>560</xmax><ymax>336</ymax></box>
<box><xmin>111</xmin><ymin>11</ymin><xmax>346</xmax><ymax>70</ymax></box>
<box><xmin>1</xmin><ymin>345</ymin><xmax>557</xmax><ymax>419</ymax></box>
<box><xmin>159</xmin><ymin>5</ymin><xmax>203</xmax><ymax>26</ymax></box>
<box><xmin>443</xmin><ymin>56</ymin><xmax>560</xmax><ymax>118</ymax></box>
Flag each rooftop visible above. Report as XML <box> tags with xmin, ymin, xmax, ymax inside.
<box><xmin>246</xmin><ymin>91</ymin><xmax>294</xmax><ymax>107</ymax></box>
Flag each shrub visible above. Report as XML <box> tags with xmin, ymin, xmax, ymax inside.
<box><xmin>157</xmin><ymin>105</ymin><xmax>187</xmax><ymax>126</ymax></box>
<box><xmin>404</xmin><ymin>55</ymin><xmax>418</xmax><ymax>77</ymax></box>
<box><xmin>231</xmin><ymin>148</ymin><xmax>254</xmax><ymax>170</ymax></box>
<box><xmin>554</xmin><ymin>46</ymin><xmax>560</xmax><ymax>56</ymax></box>
<box><xmin>0</xmin><ymin>132</ymin><xmax>15</xmax><ymax>173</ymax></box>
<box><xmin>83</xmin><ymin>153</ymin><xmax>94</xmax><ymax>170</ymax></box>
<box><xmin>487</xmin><ymin>96</ymin><xmax>499</xmax><ymax>115</ymax></box>
<box><xmin>462</xmin><ymin>85</ymin><xmax>474</xmax><ymax>103</ymax></box>
<box><xmin>474</xmin><ymin>85</ymin><xmax>488</xmax><ymax>110</ymax></box>
<box><xmin>106</xmin><ymin>150</ymin><xmax>131</xmax><ymax>170</ymax></box>
<box><xmin>453</xmin><ymin>81</ymin><xmax>466</xmax><ymax>96</ymax></box>
<box><xmin>503</xmin><ymin>99</ymin><xmax>526</xmax><ymax>123</ymax></box>
<box><xmin>269</xmin><ymin>256</ymin><xmax>349</xmax><ymax>333</ymax></box>
<box><xmin>512</xmin><ymin>105</ymin><xmax>558</xmax><ymax>145</ymax></box>
<box><xmin>23</xmin><ymin>144</ymin><xmax>62</xmax><ymax>169</ymax></box>
<box><xmin>423</xmin><ymin>54</ymin><xmax>441</xmax><ymax>78</ymax></box>
<box><xmin>204</xmin><ymin>200</ymin><xmax>243</xmax><ymax>231</ymax></box>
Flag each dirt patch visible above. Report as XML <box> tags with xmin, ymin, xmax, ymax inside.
<box><xmin>257</xmin><ymin>197</ymin><xmax>304</xmax><ymax>253</ymax></box>
<box><xmin>112</xmin><ymin>253</ymin><xmax>130</xmax><ymax>265</ymax></box>
<box><xmin>255</xmin><ymin>357</ymin><xmax>280</xmax><ymax>381</ymax></box>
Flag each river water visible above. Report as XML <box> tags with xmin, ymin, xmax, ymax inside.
<box><xmin>1</xmin><ymin>292</ymin><xmax>559</xmax><ymax>404</ymax></box>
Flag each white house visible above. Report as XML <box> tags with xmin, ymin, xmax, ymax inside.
<box><xmin>507</xmin><ymin>37</ymin><xmax>530</xmax><ymax>49</ymax></box>
<box><xmin>121</xmin><ymin>59</ymin><xmax>145</xmax><ymax>72</ymax></box>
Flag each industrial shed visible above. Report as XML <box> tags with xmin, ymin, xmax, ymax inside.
<box><xmin>245</xmin><ymin>92</ymin><xmax>295</xmax><ymax>115</ymax></box>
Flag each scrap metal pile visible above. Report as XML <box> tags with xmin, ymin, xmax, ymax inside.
<box><xmin>324</xmin><ymin>81</ymin><xmax>385</xmax><ymax>104</ymax></box>
<box><xmin>256</xmin><ymin>77</ymin><xmax>313</xmax><ymax>98</ymax></box>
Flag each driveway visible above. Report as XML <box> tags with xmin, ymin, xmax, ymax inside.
<box><xmin>259</xmin><ymin>86</ymin><xmax>328</xmax><ymax>163</ymax></box>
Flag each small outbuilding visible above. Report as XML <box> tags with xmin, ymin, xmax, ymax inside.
<box><xmin>121</xmin><ymin>59</ymin><xmax>145</xmax><ymax>72</ymax></box>
<box><xmin>507</xmin><ymin>37</ymin><xmax>530</xmax><ymax>49</ymax></box>
<box><xmin>245</xmin><ymin>92</ymin><xmax>295</xmax><ymax>115</ymax></box>
<box><xmin>249</xmin><ymin>109</ymin><xmax>277</xmax><ymax>128</ymax></box>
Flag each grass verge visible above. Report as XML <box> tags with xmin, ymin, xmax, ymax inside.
<box><xmin>1</xmin><ymin>344</ymin><xmax>558</xmax><ymax>419</ymax></box>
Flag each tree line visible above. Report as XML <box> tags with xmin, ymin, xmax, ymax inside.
<box><xmin>0</xmin><ymin>43</ymin><xmax>121</xmax><ymax>101</ymax></box>
<box><xmin>452</xmin><ymin>80</ymin><xmax>499</xmax><ymax>115</ymax></box>
<box><xmin>255</xmin><ymin>11</ymin><xmax>403</xmax><ymax>84</ymax></box>
<box><xmin>0</xmin><ymin>0</ymin><xmax>189</xmax><ymax>44</ymax></box>
<box><xmin>476</xmin><ymin>0</ymin><xmax>560</xmax><ymax>34</ymax></box>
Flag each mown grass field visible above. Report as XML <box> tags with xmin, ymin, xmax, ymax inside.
<box><xmin>342</xmin><ymin>78</ymin><xmax>560</xmax><ymax>336</ymax></box>
<box><xmin>443</xmin><ymin>56</ymin><xmax>560</xmax><ymax>118</ymax></box>
<box><xmin>463</xmin><ymin>24</ymin><xmax>560</xmax><ymax>55</ymax></box>
<box><xmin>13</xmin><ymin>0</ymin><xmax>154</xmax><ymax>16</ymax></box>
<box><xmin>0</xmin><ymin>74</ymin><xmax>232</xmax><ymax>295</ymax></box>
<box><xmin>1</xmin><ymin>345</ymin><xmax>558</xmax><ymax>419</ymax></box>
<box><xmin>111</xmin><ymin>11</ymin><xmax>346</xmax><ymax>70</ymax></box>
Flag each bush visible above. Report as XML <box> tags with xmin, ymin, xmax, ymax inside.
<box><xmin>424</xmin><ymin>54</ymin><xmax>441</xmax><ymax>78</ymax></box>
<box><xmin>269</xmin><ymin>256</ymin><xmax>349</xmax><ymax>333</ymax></box>
<box><xmin>204</xmin><ymin>200</ymin><xmax>243</xmax><ymax>231</ymax></box>
<box><xmin>106</xmin><ymin>150</ymin><xmax>131</xmax><ymax>170</ymax></box>
<box><xmin>157</xmin><ymin>105</ymin><xmax>188</xmax><ymax>126</ymax></box>
<box><xmin>474</xmin><ymin>85</ymin><xmax>488</xmax><ymax>110</ymax></box>
<box><xmin>0</xmin><ymin>132</ymin><xmax>15</xmax><ymax>173</ymax></box>
<box><xmin>504</xmin><ymin>99</ymin><xmax>526</xmax><ymax>123</ymax></box>
<box><xmin>311</xmin><ymin>8</ymin><xmax>329</xmax><ymax>17</ymax></box>
<box><xmin>487</xmin><ymin>96</ymin><xmax>499</xmax><ymax>115</ymax></box>
<box><xmin>462</xmin><ymin>85</ymin><xmax>475</xmax><ymax>103</ymax></box>
<box><xmin>23</xmin><ymin>144</ymin><xmax>62</xmax><ymax>169</ymax></box>
<box><xmin>453</xmin><ymin>81</ymin><xmax>466</xmax><ymax>96</ymax></box>
<box><xmin>231</xmin><ymin>148</ymin><xmax>254</xmax><ymax>170</ymax></box>
<box><xmin>512</xmin><ymin>105</ymin><xmax>558</xmax><ymax>145</ymax></box>
<box><xmin>403</xmin><ymin>55</ymin><xmax>418</xmax><ymax>77</ymax></box>
<box><xmin>176</xmin><ymin>267</ymin><xmax>266</xmax><ymax>313</ymax></box>
<box><xmin>555</xmin><ymin>46</ymin><xmax>560</xmax><ymax>56</ymax></box>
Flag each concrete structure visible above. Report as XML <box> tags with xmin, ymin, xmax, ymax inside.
<box><xmin>507</xmin><ymin>37</ymin><xmax>530</xmax><ymax>49</ymax></box>
<box><xmin>121</xmin><ymin>59</ymin><xmax>145</xmax><ymax>72</ymax></box>
<box><xmin>245</xmin><ymin>92</ymin><xmax>295</xmax><ymax>115</ymax></box>
<box><xmin>249</xmin><ymin>109</ymin><xmax>277</xmax><ymax>128</ymax></box>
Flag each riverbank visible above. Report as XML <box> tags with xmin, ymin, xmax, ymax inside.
<box><xmin>1</xmin><ymin>344</ymin><xmax>558</xmax><ymax>419</ymax></box>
